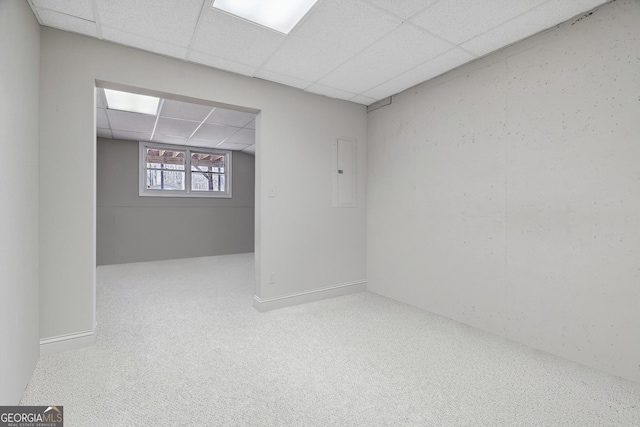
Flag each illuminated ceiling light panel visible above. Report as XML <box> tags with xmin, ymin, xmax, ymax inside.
<box><xmin>104</xmin><ymin>89</ymin><xmax>160</xmax><ymax>115</ymax></box>
<box><xmin>212</xmin><ymin>0</ymin><xmax>319</xmax><ymax>34</ymax></box>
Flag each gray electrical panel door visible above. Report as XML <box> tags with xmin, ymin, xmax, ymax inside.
<box><xmin>333</xmin><ymin>138</ymin><xmax>357</xmax><ymax>207</ymax></box>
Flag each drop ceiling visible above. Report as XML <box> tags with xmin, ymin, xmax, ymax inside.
<box><xmin>30</xmin><ymin>0</ymin><xmax>608</xmax><ymax>106</ymax></box>
<box><xmin>96</xmin><ymin>88</ymin><xmax>256</xmax><ymax>154</ymax></box>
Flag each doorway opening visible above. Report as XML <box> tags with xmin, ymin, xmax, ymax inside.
<box><xmin>95</xmin><ymin>82</ymin><xmax>258</xmax><ymax>268</ymax></box>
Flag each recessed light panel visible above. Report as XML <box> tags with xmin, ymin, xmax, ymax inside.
<box><xmin>104</xmin><ymin>89</ymin><xmax>160</xmax><ymax>115</ymax></box>
<box><xmin>212</xmin><ymin>0</ymin><xmax>318</xmax><ymax>34</ymax></box>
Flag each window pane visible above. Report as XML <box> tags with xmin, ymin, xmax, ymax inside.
<box><xmin>191</xmin><ymin>152</ymin><xmax>225</xmax><ymax>171</ymax></box>
<box><xmin>146</xmin><ymin>170</ymin><xmax>161</xmax><ymax>189</ymax></box>
<box><xmin>190</xmin><ymin>151</ymin><xmax>226</xmax><ymax>193</ymax></box>
<box><xmin>191</xmin><ymin>172</ymin><xmax>225</xmax><ymax>192</ymax></box>
<box><xmin>146</xmin><ymin>148</ymin><xmax>185</xmax><ymax>170</ymax></box>
<box><xmin>191</xmin><ymin>172</ymin><xmax>210</xmax><ymax>191</ymax></box>
<box><xmin>162</xmin><ymin>171</ymin><xmax>185</xmax><ymax>190</ymax></box>
<box><xmin>146</xmin><ymin>170</ymin><xmax>185</xmax><ymax>190</ymax></box>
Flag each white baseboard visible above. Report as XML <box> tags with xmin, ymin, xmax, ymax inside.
<box><xmin>40</xmin><ymin>325</ymin><xmax>97</xmax><ymax>355</ymax></box>
<box><xmin>253</xmin><ymin>280</ymin><xmax>366</xmax><ymax>312</ymax></box>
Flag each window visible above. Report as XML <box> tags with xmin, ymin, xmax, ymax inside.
<box><xmin>144</xmin><ymin>147</ymin><xmax>186</xmax><ymax>191</ymax></box>
<box><xmin>140</xmin><ymin>142</ymin><xmax>231</xmax><ymax>198</ymax></box>
<box><xmin>191</xmin><ymin>151</ymin><xmax>226</xmax><ymax>192</ymax></box>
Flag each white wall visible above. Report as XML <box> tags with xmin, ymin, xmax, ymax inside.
<box><xmin>0</xmin><ymin>0</ymin><xmax>40</xmax><ymax>404</ymax></box>
<box><xmin>367</xmin><ymin>0</ymin><xmax>640</xmax><ymax>383</ymax></box>
<box><xmin>97</xmin><ymin>138</ymin><xmax>255</xmax><ymax>265</ymax></box>
<box><xmin>39</xmin><ymin>28</ymin><xmax>367</xmax><ymax>339</ymax></box>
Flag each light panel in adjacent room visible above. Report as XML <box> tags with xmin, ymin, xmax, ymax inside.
<box><xmin>104</xmin><ymin>89</ymin><xmax>160</xmax><ymax>115</ymax></box>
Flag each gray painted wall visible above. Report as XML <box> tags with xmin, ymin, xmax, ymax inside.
<box><xmin>0</xmin><ymin>0</ymin><xmax>40</xmax><ymax>404</ymax></box>
<box><xmin>39</xmin><ymin>28</ymin><xmax>367</xmax><ymax>340</ymax></box>
<box><xmin>97</xmin><ymin>138</ymin><xmax>255</xmax><ymax>265</ymax></box>
<box><xmin>367</xmin><ymin>0</ymin><xmax>640</xmax><ymax>383</ymax></box>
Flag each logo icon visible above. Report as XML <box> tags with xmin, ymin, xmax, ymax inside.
<box><xmin>0</xmin><ymin>405</ymin><xmax>64</xmax><ymax>427</ymax></box>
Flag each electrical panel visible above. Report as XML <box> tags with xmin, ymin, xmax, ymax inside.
<box><xmin>333</xmin><ymin>138</ymin><xmax>357</xmax><ymax>207</ymax></box>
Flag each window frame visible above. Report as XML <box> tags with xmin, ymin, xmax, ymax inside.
<box><xmin>139</xmin><ymin>142</ymin><xmax>232</xmax><ymax>198</ymax></box>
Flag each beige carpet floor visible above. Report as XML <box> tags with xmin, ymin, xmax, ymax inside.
<box><xmin>21</xmin><ymin>253</ymin><xmax>640</xmax><ymax>426</ymax></box>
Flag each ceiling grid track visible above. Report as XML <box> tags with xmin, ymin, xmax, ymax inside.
<box><xmin>90</xmin><ymin>0</ymin><xmax>102</xmax><ymax>39</ymax></box>
<box><xmin>149</xmin><ymin>99</ymin><xmax>165</xmax><ymax>142</ymax></box>
<box><xmin>187</xmin><ymin>107</ymin><xmax>217</xmax><ymax>144</ymax></box>
<box><xmin>185</xmin><ymin>0</ymin><xmax>214</xmax><ymax>61</ymax></box>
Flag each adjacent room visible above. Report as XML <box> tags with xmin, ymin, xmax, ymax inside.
<box><xmin>2</xmin><ymin>0</ymin><xmax>639</xmax><ymax>424</ymax></box>
<box><xmin>95</xmin><ymin>86</ymin><xmax>256</xmax><ymax>266</ymax></box>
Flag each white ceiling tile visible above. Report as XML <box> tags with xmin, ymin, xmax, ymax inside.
<box><xmin>111</xmin><ymin>130</ymin><xmax>152</xmax><ymax>141</ymax></box>
<box><xmin>304</xmin><ymin>84</ymin><xmax>356</xmax><ymax>101</ymax></box>
<box><xmin>160</xmin><ymin>100</ymin><xmax>214</xmax><ymax>121</ymax></box>
<box><xmin>411</xmin><ymin>0</ymin><xmax>549</xmax><ymax>44</ymax></box>
<box><xmin>261</xmin><ymin>0</ymin><xmax>402</xmax><ymax>82</ymax></box>
<box><xmin>152</xmin><ymin>135</ymin><xmax>189</xmax><ymax>145</ymax></box>
<box><xmin>363</xmin><ymin>48</ymin><xmax>476</xmax><ymax>100</ymax></box>
<box><xmin>206</xmin><ymin>109</ymin><xmax>256</xmax><ymax>128</ymax></box>
<box><xmin>253</xmin><ymin>69</ymin><xmax>312</xmax><ymax>90</ymax></box>
<box><xmin>187</xmin><ymin>139</ymin><xmax>219</xmax><ymax>149</ymax></box>
<box><xmin>461</xmin><ymin>0</ymin><xmax>610</xmax><ymax>56</ymax></box>
<box><xmin>245</xmin><ymin>120</ymin><xmax>256</xmax><ymax>130</ymax></box>
<box><xmin>190</xmin><ymin>9</ymin><xmax>286</xmax><ymax>67</ymax></box>
<box><xmin>154</xmin><ymin>117</ymin><xmax>200</xmax><ymax>137</ymax></box>
<box><xmin>350</xmin><ymin>94</ymin><xmax>378</xmax><ymax>105</ymax></box>
<box><xmin>217</xmin><ymin>142</ymin><xmax>252</xmax><ymax>151</ymax></box>
<box><xmin>35</xmin><ymin>9</ymin><xmax>98</xmax><ymax>38</ymax></box>
<box><xmin>225</xmin><ymin>129</ymin><xmax>255</xmax><ymax>145</ymax></box>
<box><xmin>97</xmin><ymin>128</ymin><xmax>112</xmax><ymax>139</ymax></box>
<box><xmin>319</xmin><ymin>24</ymin><xmax>452</xmax><ymax>94</ymax></box>
<box><xmin>363</xmin><ymin>0</ymin><xmax>439</xmax><ymax>19</ymax></box>
<box><xmin>565</xmin><ymin>0</ymin><xmax>610</xmax><ymax>11</ymax></box>
<box><xmin>107</xmin><ymin>109</ymin><xmax>156</xmax><ymax>133</ymax></box>
<box><xmin>242</xmin><ymin>145</ymin><xmax>256</xmax><ymax>155</ymax></box>
<box><xmin>31</xmin><ymin>0</ymin><xmax>608</xmax><ymax>104</ymax></box>
<box><xmin>96</xmin><ymin>108</ymin><xmax>109</xmax><ymax>128</ymax></box>
<box><xmin>101</xmin><ymin>27</ymin><xmax>188</xmax><ymax>59</ymax></box>
<box><xmin>95</xmin><ymin>0</ymin><xmax>203</xmax><ymax>46</ymax></box>
<box><xmin>187</xmin><ymin>51</ymin><xmax>257</xmax><ymax>77</ymax></box>
<box><xmin>32</xmin><ymin>0</ymin><xmax>94</xmax><ymax>20</ymax></box>
<box><xmin>192</xmin><ymin>123</ymin><xmax>238</xmax><ymax>142</ymax></box>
